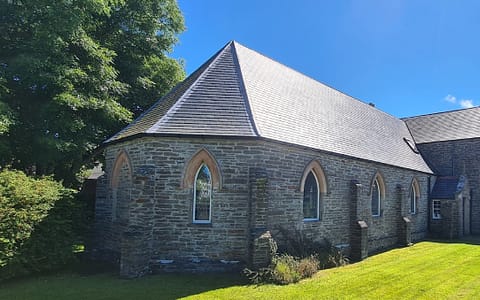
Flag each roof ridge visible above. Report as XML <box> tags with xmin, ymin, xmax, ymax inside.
<box><xmin>403</xmin><ymin>106</ymin><xmax>480</xmax><ymax>120</ymax></box>
<box><xmin>146</xmin><ymin>42</ymin><xmax>235</xmax><ymax>133</ymax></box>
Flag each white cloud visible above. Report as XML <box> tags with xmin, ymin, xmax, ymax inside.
<box><xmin>444</xmin><ymin>94</ymin><xmax>476</xmax><ymax>109</ymax></box>
<box><xmin>460</xmin><ymin>99</ymin><xmax>474</xmax><ymax>108</ymax></box>
<box><xmin>444</xmin><ymin>94</ymin><xmax>457</xmax><ymax>103</ymax></box>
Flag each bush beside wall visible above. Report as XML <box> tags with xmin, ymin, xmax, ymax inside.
<box><xmin>0</xmin><ymin>169</ymin><xmax>82</xmax><ymax>280</ymax></box>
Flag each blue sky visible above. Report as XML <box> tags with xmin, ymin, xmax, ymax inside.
<box><xmin>172</xmin><ymin>0</ymin><xmax>480</xmax><ymax>118</ymax></box>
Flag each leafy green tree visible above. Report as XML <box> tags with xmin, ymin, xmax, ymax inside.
<box><xmin>0</xmin><ymin>0</ymin><xmax>185</xmax><ymax>185</ymax></box>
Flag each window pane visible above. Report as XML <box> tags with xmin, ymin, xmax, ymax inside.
<box><xmin>433</xmin><ymin>200</ymin><xmax>441</xmax><ymax>219</ymax></box>
<box><xmin>303</xmin><ymin>172</ymin><xmax>318</xmax><ymax>219</ymax></box>
<box><xmin>410</xmin><ymin>185</ymin><xmax>416</xmax><ymax>214</ymax></box>
<box><xmin>195</xmin><ymin>165</ymin><xmax>212</xmax><ymax>221</ymax></box>
<box><xmin>372</xmin><ymin>180</ymin><xmax>380</xmax><ymax>216</ymax></box>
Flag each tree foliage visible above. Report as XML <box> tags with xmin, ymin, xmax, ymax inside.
<box><xmin>0</xmin><ymin>0</ymin><xmax>185</xmax><ymax>185</ymax></box>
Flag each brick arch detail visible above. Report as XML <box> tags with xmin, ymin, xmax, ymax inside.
<box><xmin>182</xmin><ymin>148</ymin><xmax>222</xmax><ymax>189</ymax></box>
<box><xmin>299</xmin><ymin>160</ymin><xmax>328</xmax><ymax>194</ymax></box>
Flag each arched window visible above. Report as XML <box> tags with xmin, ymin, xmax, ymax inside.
<box><xmin>183</xmin><ymin>149</ymin><xmax>221</xmax><ymax>224</ymax></box>
<box><xmin>110</xmin><ymin>150</ymin><xmax>132</xmax><ymax>222</ymax></box>
<box><xmin>303</xmin><ymin>171</ymin><xmax>320</xmax><ymax>220</ymax></box>
<box><xmin>371</xmin><ymin>179</ymin><xmax>381</xmax><ymax>216</ymax></box>
<box><xmin>410</xmin><ymin>179</ymin><xmax>420</xmax><ymax>214</ymax></box>
<box><xmin>300</xmin><ymin>160</ymin><xmax>327</xmax><ymax>221</ymax></box>
<box><xmin>371</xmin><ymin>173</ymin><xmax>385</xmax><ymax>217</ymax></box>
<box><xmin>193</xmin><ymin>164</ymin><xmax>212</xmax><ymax>223</ymax></box>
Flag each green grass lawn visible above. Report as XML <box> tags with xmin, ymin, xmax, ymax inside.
<box><xmin>1</xmin><ymin>239</ymin><xmax>480</xmax><ymax>300</ymax></box>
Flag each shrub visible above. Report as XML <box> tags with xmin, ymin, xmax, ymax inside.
<box><xmin>244</xmin><ymin>228</ymin><xmax>348</xmax><ymax>285</ymax></box>
<box><xmin>0</xmin><ymin>169</ymin><xmax>82</xmax><ymax>280</ymax></box>
<box><xmin>277</xmin><ymin>227</ymin><xmax>349</xmax><ymax>269</ymax></box>
<box><xmin>272</xmin><ymin>254</ymin><xmax>302</xmax><ymax>284</ymax></box>
<box><xmin>276</xmin><ymin>227</ymin><xmax>326</xmax><ymax>258</ymax></box>
<box><xmin>297</xmin><ymin>255</ymin><xmax>320</xmax><ymax>278</ymax></box>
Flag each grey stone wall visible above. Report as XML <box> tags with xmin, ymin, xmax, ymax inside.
<box><xmin>95</xmin><ymin>136</ymin><xmax>430</xmax><ymax>274</ymax></box>
<box><xmin>417</xmin><ymin>138</ymin><xmax>480</xmax><ymax>234</ymax></box>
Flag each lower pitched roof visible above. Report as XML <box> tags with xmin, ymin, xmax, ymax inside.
<box><xmin>430</xmin><ymin>176</ymin><xmax>467</xmax><ymax>199</ymax></box>
<box><xmin>403</xmin><ymin>107</ymin><xmax>480</xmax><ymax>144</ymax></box>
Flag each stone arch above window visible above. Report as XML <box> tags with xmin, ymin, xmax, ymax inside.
<box><xmin>409</xmin><ymin>178</ymin><xmax>420</xmax><ymax>214</ymax></box>
<box><xmin>299</xmin><ymin>160</ymin><xmax>328</xmax><ymax>194</ymax></box>
<box><xmin>110</xmin><ymin>149</ymin><xmax>133</xmax><ymax>222</ymax></box>
<box><xmin>370</xmin><ymin>172</ymin><xmax>386</xmax><ymax>217</ymax></box>
<box><xmin>182</xmin><ymin>148</ymin><xmax>222</xmax><ymax>190</ymax></box>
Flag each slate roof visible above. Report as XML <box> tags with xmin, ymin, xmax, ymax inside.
<box><xmin>106</xmin><ymin>41</ymin><xmax>432</xmax><ymax>174</ymax></box>
<box><xmin>430</xmin><ymin>176</ymin><xmax>466</xmax><ymax>199</ymax></box>
<box><xmin>403</xmin><ymin>107</ymin><xmax>480</xmax><ymax>144</ymax></box>
<box><xmin>109</xmin><ymin>43</ymin><xmax>257</xmax><ymax>140</ymax></box>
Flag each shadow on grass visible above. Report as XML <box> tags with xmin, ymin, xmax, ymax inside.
<box><xmin>0</xmin><ymin>261</ymin><xmax>250</xmax><ymax>300</ymax></box>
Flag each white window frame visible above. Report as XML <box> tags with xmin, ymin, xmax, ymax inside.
<box><xmin>432</xmin><ymin>200</ymin><xmax>441</xmax><ymax>220</ymax></box>
<box><xmin>193</xmin><ymin>164</ymin><xmax>212</xmax><ymax>224</ymax></box>
<box><xmin>371</xmin><ymin>178</ymin><xmax>381</xmax><ymax>217</ymax></box>
<box><xmin>303</xmin><ymin>171</ymin><xmax>320</xmax><ymax>221</ymax></box>
<box><xmin>410</xmin><ymin>184</ymin><xmax>417</xmax><ymax>214</ymax></box>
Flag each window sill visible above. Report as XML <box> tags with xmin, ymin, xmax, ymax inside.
<box><xmin>190</xmin><ymin>222</ymin><xmax>213</xmax><ymax>227</ymax></box>
<box><xmin>303</xmin><ymin>218</ymin><xmax>320</xmax><ymax>222</ymax></box>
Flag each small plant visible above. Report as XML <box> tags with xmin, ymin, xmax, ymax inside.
<box><xmin>272</xmin><ymin>254</ymin><xmax>302</xmax><ymax>284</ymax></box>
<box><xmin>297</xmin><ymin>255</ymin><xmax>320</xmax><ymax>278</ymax></box>
<box><xmin>243</xmin><ymin>267</ymin><xmax>273</xmax><ymax>284</ymax></box>
<box><xmin>324</xmin><ymin>248</ymin><xmax>349</xmax><ymax>269</ymax></box>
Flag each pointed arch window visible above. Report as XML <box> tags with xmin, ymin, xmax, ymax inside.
<box><xmin>193</xmin><ymin>164</ymin><xmax>212</xmax><ymax>223</ymax></box>
<box><xmin>110</xmin><ymin>150</ymin><xmax>132</xmax><ymax>222</ymax></box>
<box><xmin>371</xmin><ymin>178</ymin><xmax>381</xmax><ymax>216</ymax></box>
<box><xmin>303</xmin><ymin>171</ymin><xmax>320</xmax><ymax>220</ymax></box>
<box><xmin>300</xmin><ymin>160</ymin><xmax>327</xmax><ymax>221</ymax></box>
<box><xmin>410</xmin><ymin>179</ymin><xmax>420</xmax><ymax>214</ymax></box>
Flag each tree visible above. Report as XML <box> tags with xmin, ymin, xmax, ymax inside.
<box><xmin>0</xmin><ymin>0</ymin><xmax>185</xmax><ymax>185</ymax></box>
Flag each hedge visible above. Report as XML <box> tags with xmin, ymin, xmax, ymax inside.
<box><xmin>0</xmin><ymin>169</ymin><xmax>83</xmax><ymax>280</ymax></box>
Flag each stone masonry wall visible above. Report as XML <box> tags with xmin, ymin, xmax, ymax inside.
<box><xmin>95</xmin><ymin>136</ymin><xmax>431</xmax><ymax>273</ymax></box>
<box><xmin>417</xmin><ymin>138</ymin><xmax>480</xmax><ymax>234</ymax></box>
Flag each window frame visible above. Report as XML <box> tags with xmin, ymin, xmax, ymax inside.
<box><xmin>303</xmin><ymin>171</ymin><xmax>320</xmax><ymax>221</ymax></box>
<box><xmin>410</xmin><ymin>186</ymin><xmax>416</xmax><ymax>214</ymax></box>
<box><xmin>193</xmin><ymin>163</ymin><xmax>213</xmax><ymax>224</ymax></box>
<box><xmin>371</xmin><ymin>178</ymin><xmax>382</xmax><ymax>217</ymax></box>
<box><xmin>410</xmin><ymin>180</ymin><xmax>419</xmax><ymax>215</ymax></box>
<box><xmin>432</xmin><ymin>199</ymin><xmax>441</xmax><ymax>220</ymax></box>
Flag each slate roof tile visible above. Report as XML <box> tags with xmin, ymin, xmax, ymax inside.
<box><xmin>403</xmin><ymin>107</ymin><xmax>480</xmax><ymax>144</ymax></box>
<box><xmin>106</xmin><ymin>41</ymin><xmax>433</xmax><ymax>174</ymax></box>
<box><xmin>430</xmin><ymin>176</ymin><xmax>466</xmax><ymax>199</ymax></box>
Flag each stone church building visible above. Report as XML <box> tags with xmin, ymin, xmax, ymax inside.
<box><xmin>94</xmin><ymin>41</ymin><xmax>480</xmax><ymax>277</ymax></box>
